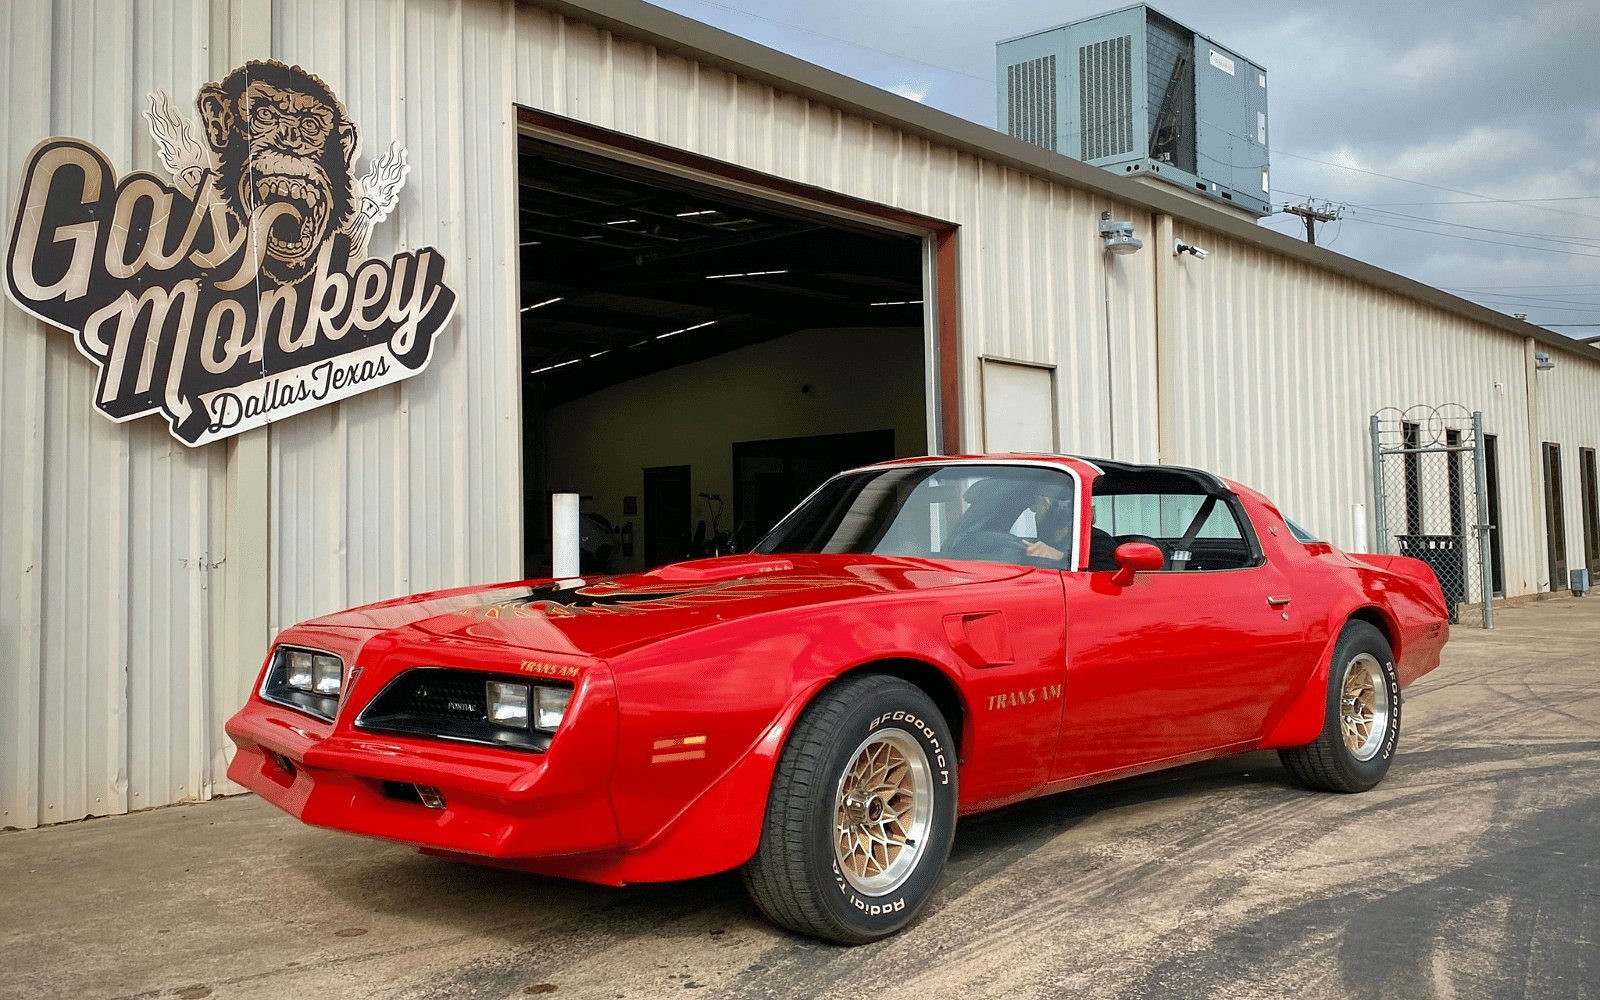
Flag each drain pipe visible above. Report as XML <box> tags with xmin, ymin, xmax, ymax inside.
<box><xmin>552</xmin><ymin>493</ymin><xmax>581</xmax><ymax>579</ymax></box>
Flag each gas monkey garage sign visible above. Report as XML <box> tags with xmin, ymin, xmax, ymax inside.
<box><xmin>3</xmin><ymin>61</ymin><xmax>457</xmax><ymax>446</ymax></box>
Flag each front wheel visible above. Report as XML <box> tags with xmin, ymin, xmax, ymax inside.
<box><xmin>1279</xmin><ymin>621</ymin><xmax>1402</xmax><ymax>792</ymax></box>
<box><xmin>742</xmin><ymin>675</ymin><xmax>957</xmax><ymax>944</ymax></box>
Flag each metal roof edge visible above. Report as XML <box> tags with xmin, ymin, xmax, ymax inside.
<box><xmin>528</xmin><ymin>0</ymin><xmax>1599</xmax><ymax>367</ymax></box>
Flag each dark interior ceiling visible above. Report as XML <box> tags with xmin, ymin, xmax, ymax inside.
<box><xmin>518</xmin><ymin>137</ymin><xmax>924</xmax><ymax>408</ymax></box>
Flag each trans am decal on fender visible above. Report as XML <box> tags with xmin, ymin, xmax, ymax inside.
<box><xmin>3</xmin><ymin>60</ymin><xmax>456</xmax><ymax>446</ymax></box>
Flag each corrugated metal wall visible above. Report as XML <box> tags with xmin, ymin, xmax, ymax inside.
<box><xmin>2</xmin><ymin>0</ymin><xmax>1596</xmax><ymax>829</ymax></box>
<box><xmin>1162</xmin><ymin>220</ymin><xmax>1600</xmax><ymax>595</ymax></box>
<box><xmin>1</xmin><ymin>0</ymin><xmax>243</xmax><ymax>830</ymax></box>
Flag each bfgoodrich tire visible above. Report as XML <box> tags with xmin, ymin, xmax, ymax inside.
<box><xmin>741</xmin><ymin>674</ymin><xmax>957</xmax><ymax>944</ymax></box>
<box><xmin>1279</xmin><ymin>621</ymin><xmax>1402</xmax><ymax>793</ymax></box>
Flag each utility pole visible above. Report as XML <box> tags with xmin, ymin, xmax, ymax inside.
<box><xmin>1284</xmin><ymin>201</ymin><xmax>1340</xmax><ymax>246</ymax></box>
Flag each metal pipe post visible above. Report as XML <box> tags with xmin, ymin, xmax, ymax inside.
<box><xmin>1473</xmin><ymin>411</ymin><xmax>1494</xmax><ymax>628</ymax></box>
<box><xmin>552</xmin><ymin>493</ymin><xmax>581</xmax><ymax>579</ymax></box>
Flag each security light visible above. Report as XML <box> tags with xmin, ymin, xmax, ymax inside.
<box><xmin>1099</xmin><ymin>212</ymin><xmax>1142</xmax><ymax>255</ymax></box>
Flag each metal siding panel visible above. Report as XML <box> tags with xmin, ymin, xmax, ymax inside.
<box><xmin>1</xmin><ymin>0</ymin><xmax>54</xmax><ymax>832</ymax></box>
<box><xmin>1162</xmin><ymin>223</ymin><xmax>1568</xmax><ymax>598</ymax></box>
<box><xmin>1</xmin><ymin>0</ymin><xmax>235</xmax><ymax>829</ymax></box>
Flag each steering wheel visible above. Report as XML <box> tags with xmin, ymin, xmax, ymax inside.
<box><xmin>949</xmin><ymin>531</ymin><xmax>1032</xmax><ymax>559</ymax></box>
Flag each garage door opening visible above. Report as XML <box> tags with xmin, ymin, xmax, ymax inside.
<box><xmin>516</xmin><ymin>132</ymin><xmax>935</xmax><ymax>576</ymax></box>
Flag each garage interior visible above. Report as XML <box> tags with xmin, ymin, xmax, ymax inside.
<box><xmin>517</xmin><ymin>136</ymin><xmax>929</xmax><ymax>576</ymax></box>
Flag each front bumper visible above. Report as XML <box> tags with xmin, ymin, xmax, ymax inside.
<box><xmin>225</xmin><ymin>678</ymin><xmax>622</xmax><ymax>862</ymax></box>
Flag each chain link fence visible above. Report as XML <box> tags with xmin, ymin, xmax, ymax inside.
<box><xmin>1371</xmin><ymin>404</ymin><xmax>1493</xmax><ymax>627</ymax></box>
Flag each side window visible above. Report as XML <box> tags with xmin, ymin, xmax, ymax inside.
<box><xmin>1089</xmin><ymin>492</ymin><xmax>1257</xmax><ymax>571</ymax></box>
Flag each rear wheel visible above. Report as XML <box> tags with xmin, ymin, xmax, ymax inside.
<box><xmin>742</xmin><ymin>675</ymin><xmax>957</xmax><ymax>944</ymax></box>
<box><xmin>1279</xmin><ymin>621</ymin><xmax>1401</xmax><ymax>792</ymax></box>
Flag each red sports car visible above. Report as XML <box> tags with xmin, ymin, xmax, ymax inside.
<box><xmin>226</xmin><ymin>455</ymin><xmax>1449</xmax><ymax>943</ymax></box>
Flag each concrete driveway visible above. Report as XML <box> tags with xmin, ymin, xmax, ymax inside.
<box><xmin>2</xmin><ymin>596</ymin><xmax>1595</xmax><ymax>1000</ymax></box>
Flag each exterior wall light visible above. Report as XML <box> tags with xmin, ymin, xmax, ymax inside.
<box><xmin>1175</xmin><ymin>241</ymin><xmax>1209</xmax><ymax>259</ymax></box>
<box><xmin>1533</xmin><ymin>350</ymin><xmax>1555</xmax><ymax>371</ymax></box>
<box><xmin>1099</xmin><ymin>211</ymin><xmax>1142</xmax><ymax>255</ymax></box>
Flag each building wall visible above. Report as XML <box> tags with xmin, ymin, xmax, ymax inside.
<box><xmin>1162</xmin><ymin>220</ymin><xmax>1600</xmax><ymax>595</ymax></box>
<box><xmin>1</xmin><ymin>0</ymin><xmax>1594</xmax><ymax>828</ymax></box>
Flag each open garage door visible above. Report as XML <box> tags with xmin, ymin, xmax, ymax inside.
<box><xmin>516</xmin><ymin>133</ymin><xmax>938</xmax><ymax>576</ymax></box>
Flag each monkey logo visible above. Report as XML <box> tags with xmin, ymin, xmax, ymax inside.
<box><xmin>4</xmin><ymin>60</ymin><xmax>455</xmax><ymax>447</ymax></box>
<box><xmin>195</xmin><ymin>62</ymin><xmax>359</xmax><ymax>287</ymax></box>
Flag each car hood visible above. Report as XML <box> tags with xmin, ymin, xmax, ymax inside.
<box><xmin>297</xmin><ymin>553</ymin><xmax>1033</xmax><ymax>659</ymax></box>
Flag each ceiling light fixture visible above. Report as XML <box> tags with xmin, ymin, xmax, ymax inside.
<box><xmin>676</xmin><ymin>209</ymin><xmax>718</xmax><ymax>218</ymax></box>
<box><xmin>656</xmin><ymin>320</ymin><xmax>717</xmax><ymax>340</ymax></box>
<box><xmin>705</xmin><ymin>270</ymin><xmax>788</xmax><ymax>280</ymax></box>
<box><xmin>1099</xmin><ymin>211</ymin><xmax>1143</xmax><ymax>255</ymax></box>
<box><xmin>528</xmin><ymin>358</ymin><xmax>580</xmax><ymax>375</ymax></box>
<box><xmin>520</xmin><ymin>296</ymin><xmax>565</xmax><ymax>313</ymax></box>
<box><xmin>869</xmin><ymin>300</ymin><xmax>924</xmax><ymax>306</ymax></box>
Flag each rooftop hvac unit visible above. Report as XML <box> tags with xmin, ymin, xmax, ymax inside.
<box><xmin>997</xmin><ymin>4</ymin><xmax>1271</xmax><ymax>217</ymax></box>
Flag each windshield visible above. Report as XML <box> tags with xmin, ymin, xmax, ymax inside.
<box><xmin>753</xmin><ymin>463</ymin><xmax>1079</xmax><ymax>567</ymax></box>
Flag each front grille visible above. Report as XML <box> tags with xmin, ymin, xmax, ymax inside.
<box><xmin>355</xmin><ymin>667</ymin><xmax>562</xmax><ymax>752</ymax></box>
<box><xmin>393</xmin><ymin>673</ymin><xmax>487</xmax><ymax>721</ymax></box>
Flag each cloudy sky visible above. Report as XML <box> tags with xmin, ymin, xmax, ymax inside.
<box><xmin>645</xmin><ymin>0</ymin><xmax>1600</xmax><ymax>343</ymax></box>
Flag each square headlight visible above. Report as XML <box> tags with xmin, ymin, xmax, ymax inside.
<box><xmin>287</xmin><ymin>650</ymin><xmax>314</xmax><ymax>691</ymax></box>
<box><xmin>486</xmin><ymin>681</ymin><xmax>530</xmax><ymax>729</ymax></box>
<box><xmin>312</xmin><ymin>654</ymin><xmax>343</xmax><ymax>696</ymax></box>
<box><xmin>534</xmin><ymin>686</ymin><xmax>571</xmax><ymax>732</ymax></box>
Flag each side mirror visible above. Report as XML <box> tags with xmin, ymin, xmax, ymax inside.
<box><xmin>1110</xmin><ymin>542</ymin><xmax>1164</xmax><ymax>587</ymax></box>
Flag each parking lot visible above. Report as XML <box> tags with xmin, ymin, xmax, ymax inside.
<box><xmin>2</xmin><ymin>595</ymin><xmax>1594</xmax><ymax>1000</ymax></box>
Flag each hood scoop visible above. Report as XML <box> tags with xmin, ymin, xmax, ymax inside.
<box><xmin>648</xmin><ymin>556</ymin><xmax>796</xmax><ymax>585</ymax></box>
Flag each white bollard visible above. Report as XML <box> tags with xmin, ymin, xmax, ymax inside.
<box><xmin>552</xmin><ymin>493</ymin><xmax>581</xmax><ymax>579</ymax></box>
<box><xmin>1350</xmin><ymin>503</ymin><xmax>1367</xmax><ymax>554</ymax></box>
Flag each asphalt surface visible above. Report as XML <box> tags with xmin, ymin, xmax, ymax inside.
<box><xmin>2</xmin><ymin>596</ymin><xmax>1595</xmax><ymax>1000</ymax></box>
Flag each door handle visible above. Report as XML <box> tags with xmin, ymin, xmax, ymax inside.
<box><xmin>1266</xmin><ymin>595</ymin><xmax>1292</xmax><ymax>607</ymax></box>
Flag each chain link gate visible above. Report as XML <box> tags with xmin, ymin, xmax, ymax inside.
<box><xmin>1370</xmin><ymin>404</ymin><xmax>1494</xmax><ymax>627</ymax></box>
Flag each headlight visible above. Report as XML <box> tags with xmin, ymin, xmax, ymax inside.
<box><xmin>485</xmin><ymin>681</ymin><xmax>569</xmax><ymax>733</ymax></box>
<box><xmin>260</xmin><ymin>646</ymin><xmax>345</xmax><ymax>722</ymax></box>
<box><xmin>312</xmin><ymin>655</ymin><xmax>343</xmax><ymax>695</ymax></box>
<box><xmin>486</xmin><ymin>681</ymin><xmax>530</xmax><ymax>728</ymax></box>
<box><xmin>287</xmin><ymin>651</ymin><xmax>314</xmax><ymax>690</ymax></box>
<box><xmin>534</xmin><ymin>686</ymin><xmax>571</xmax><ymax>731</ymax></box>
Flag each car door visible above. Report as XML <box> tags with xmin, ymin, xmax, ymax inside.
<box><xmin>1051</xmin><ymin>492</ymin><xmax>1312</xmax><ymax>781</ymax></box>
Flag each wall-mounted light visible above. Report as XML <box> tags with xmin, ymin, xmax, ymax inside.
<box><xmin>1534</xmin><ymin>350</ymin><xmax>1555</xmax><ymax>371</ymax></box>
<box><xmin>1174</xmin><ymin>241</ymin><xmax>1209</xmax><ymax>259</ymax></box>
<box><xmin>1099</xmin><ymin>211</ymin><xmax>1142</xmax><ymax>255</ymax></box>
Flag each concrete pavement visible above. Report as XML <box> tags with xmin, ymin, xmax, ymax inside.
<box><xmin>1</xmin><ymin>595</ymin><xmax>1595</xmax><ymax>1000</ymax></box>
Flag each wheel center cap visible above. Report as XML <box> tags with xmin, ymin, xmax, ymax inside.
<box><xmin>843</xmin><ymin>792</ymin><xmax>879</xmax><ymax>826</ymax></box>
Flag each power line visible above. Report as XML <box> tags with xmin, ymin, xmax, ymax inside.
<box><xmin>1273</xmin><ymin>149</ymin><xmax>1600</xmax><ymax>222</ymax></box>
<box><xmin>1340</xmin><ymin>216</ymin><xmax>1600</xmax><ymax>259</ymax></box>
<box><xmin>1445</xmin><ymin>283</ymin><xmax>1600</xmax><ymax>291</ymax></box>
<box><xmin>1283</xmin><ymin>201</ymin><xmax>1342</xmax><ymax>245</ymax></box>
<box><xmin>1353</xmin><ymin>206</ymin><xmax>1600</xmax><ymax>250</ymax></box>
<box><xmin>1358</xmin><ymin>196</ymin><xmax>1600</xmax><ymax>207</ymax></box>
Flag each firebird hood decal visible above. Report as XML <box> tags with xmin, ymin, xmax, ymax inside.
<box><xmin>299</xmin><ymin>556</ymin><xmax>1034</xmax><ymax>658</ymax></box>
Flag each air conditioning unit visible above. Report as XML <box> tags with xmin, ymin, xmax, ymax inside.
<box><xmin>997</xmin><ymin>4</ymin><xmax>1271</xmax><ymax>217</ymax></box>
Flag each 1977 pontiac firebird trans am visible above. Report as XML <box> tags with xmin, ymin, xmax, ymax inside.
<box><xmin>227</xmin><ymin>455</ymin><xmax>1450</xmax><ymax>943</ymax></box>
